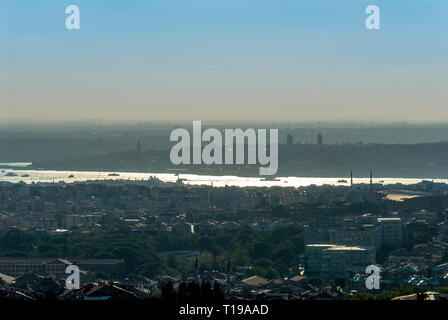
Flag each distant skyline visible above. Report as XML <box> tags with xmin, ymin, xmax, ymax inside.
<box><xmin>1</xmin><ymin>0</ymin><xmax>447</xmax><ymax>122</ymax></box>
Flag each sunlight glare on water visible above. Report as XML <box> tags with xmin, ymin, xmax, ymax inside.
<box><xmin>0</xmin><ymin>168</ymin><xmax>444</xmax><ymax>188</ymax></box>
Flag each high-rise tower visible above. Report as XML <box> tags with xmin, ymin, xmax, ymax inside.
<box><xmin>317</xmin><ymin>134</ymin><xmax>323</xmax><ymax>146</ymax></box>
<box><xmin>286</xmin><ymin>134</ymin><xmax>293</xmax><ymax>146</ymax></box>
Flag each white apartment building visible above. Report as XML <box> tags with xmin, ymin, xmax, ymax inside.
<box><xmin>305</xmin><ymin>244</ymin><xmax>375</xmax><ymax>278</ymax></box>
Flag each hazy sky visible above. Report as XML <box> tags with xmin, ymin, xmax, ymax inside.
<box><xmin>0</xmin><ymin>0</ymin><xmax>447</xmax><ymax>122</ymax></box>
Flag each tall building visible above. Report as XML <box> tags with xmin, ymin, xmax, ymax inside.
<box><xmin>321</xmin><ymin>246</ymin><xmax>375</xmax><ymax>278</ymax></box>
<box><xmin>304</xmin><ymin>222</ymin><xmax>377</xmax><ymax>253</ymax></box>
<box><xmin>305</xmin><ymin>244</ymin><xmax>336</xmax><ymax>276</ymax></box>
<box><xmin>286</xmin><ymin>134</ymin><xmax>293</xmax><ymax>146</ymax></box>
<box><xmin>376</xmin><ymin>217</ymin><xmax>403</xmax><ymax>249</ymax></box>
<box><xmin>305</xmin><ymin>244</ymin><xmax>375</xmax><ymax>278</ymax></box>
<box><xmin>317</xmin><ymin>134</ymin><xmax>323</xmax><ymax>146</ymax></box>
<box><xmin>0</xmin><ymin>258</ymin><xmax>125</xmax><ymax>276</ymax></box>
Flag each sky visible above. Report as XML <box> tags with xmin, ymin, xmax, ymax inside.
<box><xmin>0</xmin><ymin>0</ymin><xmax>447</xmax><ymax>122</ymax></box>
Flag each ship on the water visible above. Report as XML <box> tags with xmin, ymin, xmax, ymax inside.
<box><xmin>5</xmin><ymin>172</ymin><xmax>18</xmax><ymax>177</ymax></box>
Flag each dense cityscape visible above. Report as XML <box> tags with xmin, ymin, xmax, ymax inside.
<box><xmin>1</xmin><ymin>155</ymin><xmax>448</xmax><ymax>300</ymax></box>
<box><xmin>1</xmin><ymin>2</ymin><xmax>447</xmax><ymax>318</ymax></box>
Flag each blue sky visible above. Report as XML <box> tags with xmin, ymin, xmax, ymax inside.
<box><xmin>1</xmin><ymin>0</ymin><xmax>447</xmax><ymax>122</ymax></box>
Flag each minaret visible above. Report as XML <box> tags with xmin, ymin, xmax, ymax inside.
<box><xmin>350</xmin><ymin>169</ymin><xmax>353</xmax><ymax>188</ymax></box>
<box><xmin>208</xmin><ymin>182</ymin><xmax>213</xmax><ymax>204</ymax></box>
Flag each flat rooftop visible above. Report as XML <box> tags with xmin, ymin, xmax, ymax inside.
<box><xmin>325</xmin><ymin>246</ymin><xmax>366</xmax><ymax>251</ymax></box>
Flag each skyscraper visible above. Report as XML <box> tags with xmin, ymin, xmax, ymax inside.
<box><xmin>286</xmin><ymin>134</ymin><xmax>293</xmax><ymax>146</ymax></box>
<box><xmin>317</xmin><ymin>134</ymin><xmax>323</xmax><ymax>146</ymax></box>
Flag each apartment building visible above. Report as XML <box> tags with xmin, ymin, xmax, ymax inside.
<box><xmin>376</xmin><ymin>218</ymin><xmax>403</xmax><ymax>249</ymax></box>
<box><xmin>305</xmin><ymin>244</ymin><xmax>375</xmax><ymax>278</ymax></box>
<box><xmin>0</xmin><ymin>257</ymin><xmax>125</xmax><ymax>276</ymax></box>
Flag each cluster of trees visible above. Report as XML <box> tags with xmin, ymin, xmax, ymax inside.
<box><xmin>375</xmin><ymin>223</ymin><xmax>441</xmax><ymax>263</ymax></box>
<box><xmin>402</xmin><ymin>224</ymin><xmax>438</xmax><ymax>252</ymax></box>
<box><xmin>0</xmin><ymin>224</ymin><xmax>304</xmax><ymax>279</ymax></box>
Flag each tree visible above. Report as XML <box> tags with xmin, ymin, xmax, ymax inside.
<box><xmin>213</xmin><ymin>282</ymin><xmax>224</xmax><ymax>301</ymax></box>
<box><xmin>160</xmin><ymin>280</ymin><xmax>175</xmax><ymax>301</ymax></box>
<box><xmin>177</xmin><ymin>282</ymin><xmax>188</xmax><ymax>302</ymax></box>
<box><xmin>200</xmin><ymin>282</ymin><xmax>213</xmax><ymax>301</ymax></box>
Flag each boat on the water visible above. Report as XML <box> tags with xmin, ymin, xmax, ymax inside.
<box><xmin>21</xmin><ymin>174</ymin><xmax>30</xmax><ymax>177</ymax></box>
<box><xmin>5</xmin><ymin>172</ymin><xmax>18</xmax><ymax>177</ymax></box>
<box><xmin>262</xmin><ymin>177</ymin><xmax>279</xmax><ymax>181</ymax></box>
<box><xmin>108</xmin><ymin>173</ymin><xmax>120</xmax><ymax>177</ymax></box>
<box><xmin>337</xmin><ymin>179</ymin><xmax>348</xmax><ymax>183</ymax></box>
<box><xmin>68</xmin><ymin>174</ymin><xmax>75</xmax><ymax>178</ymax></box>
